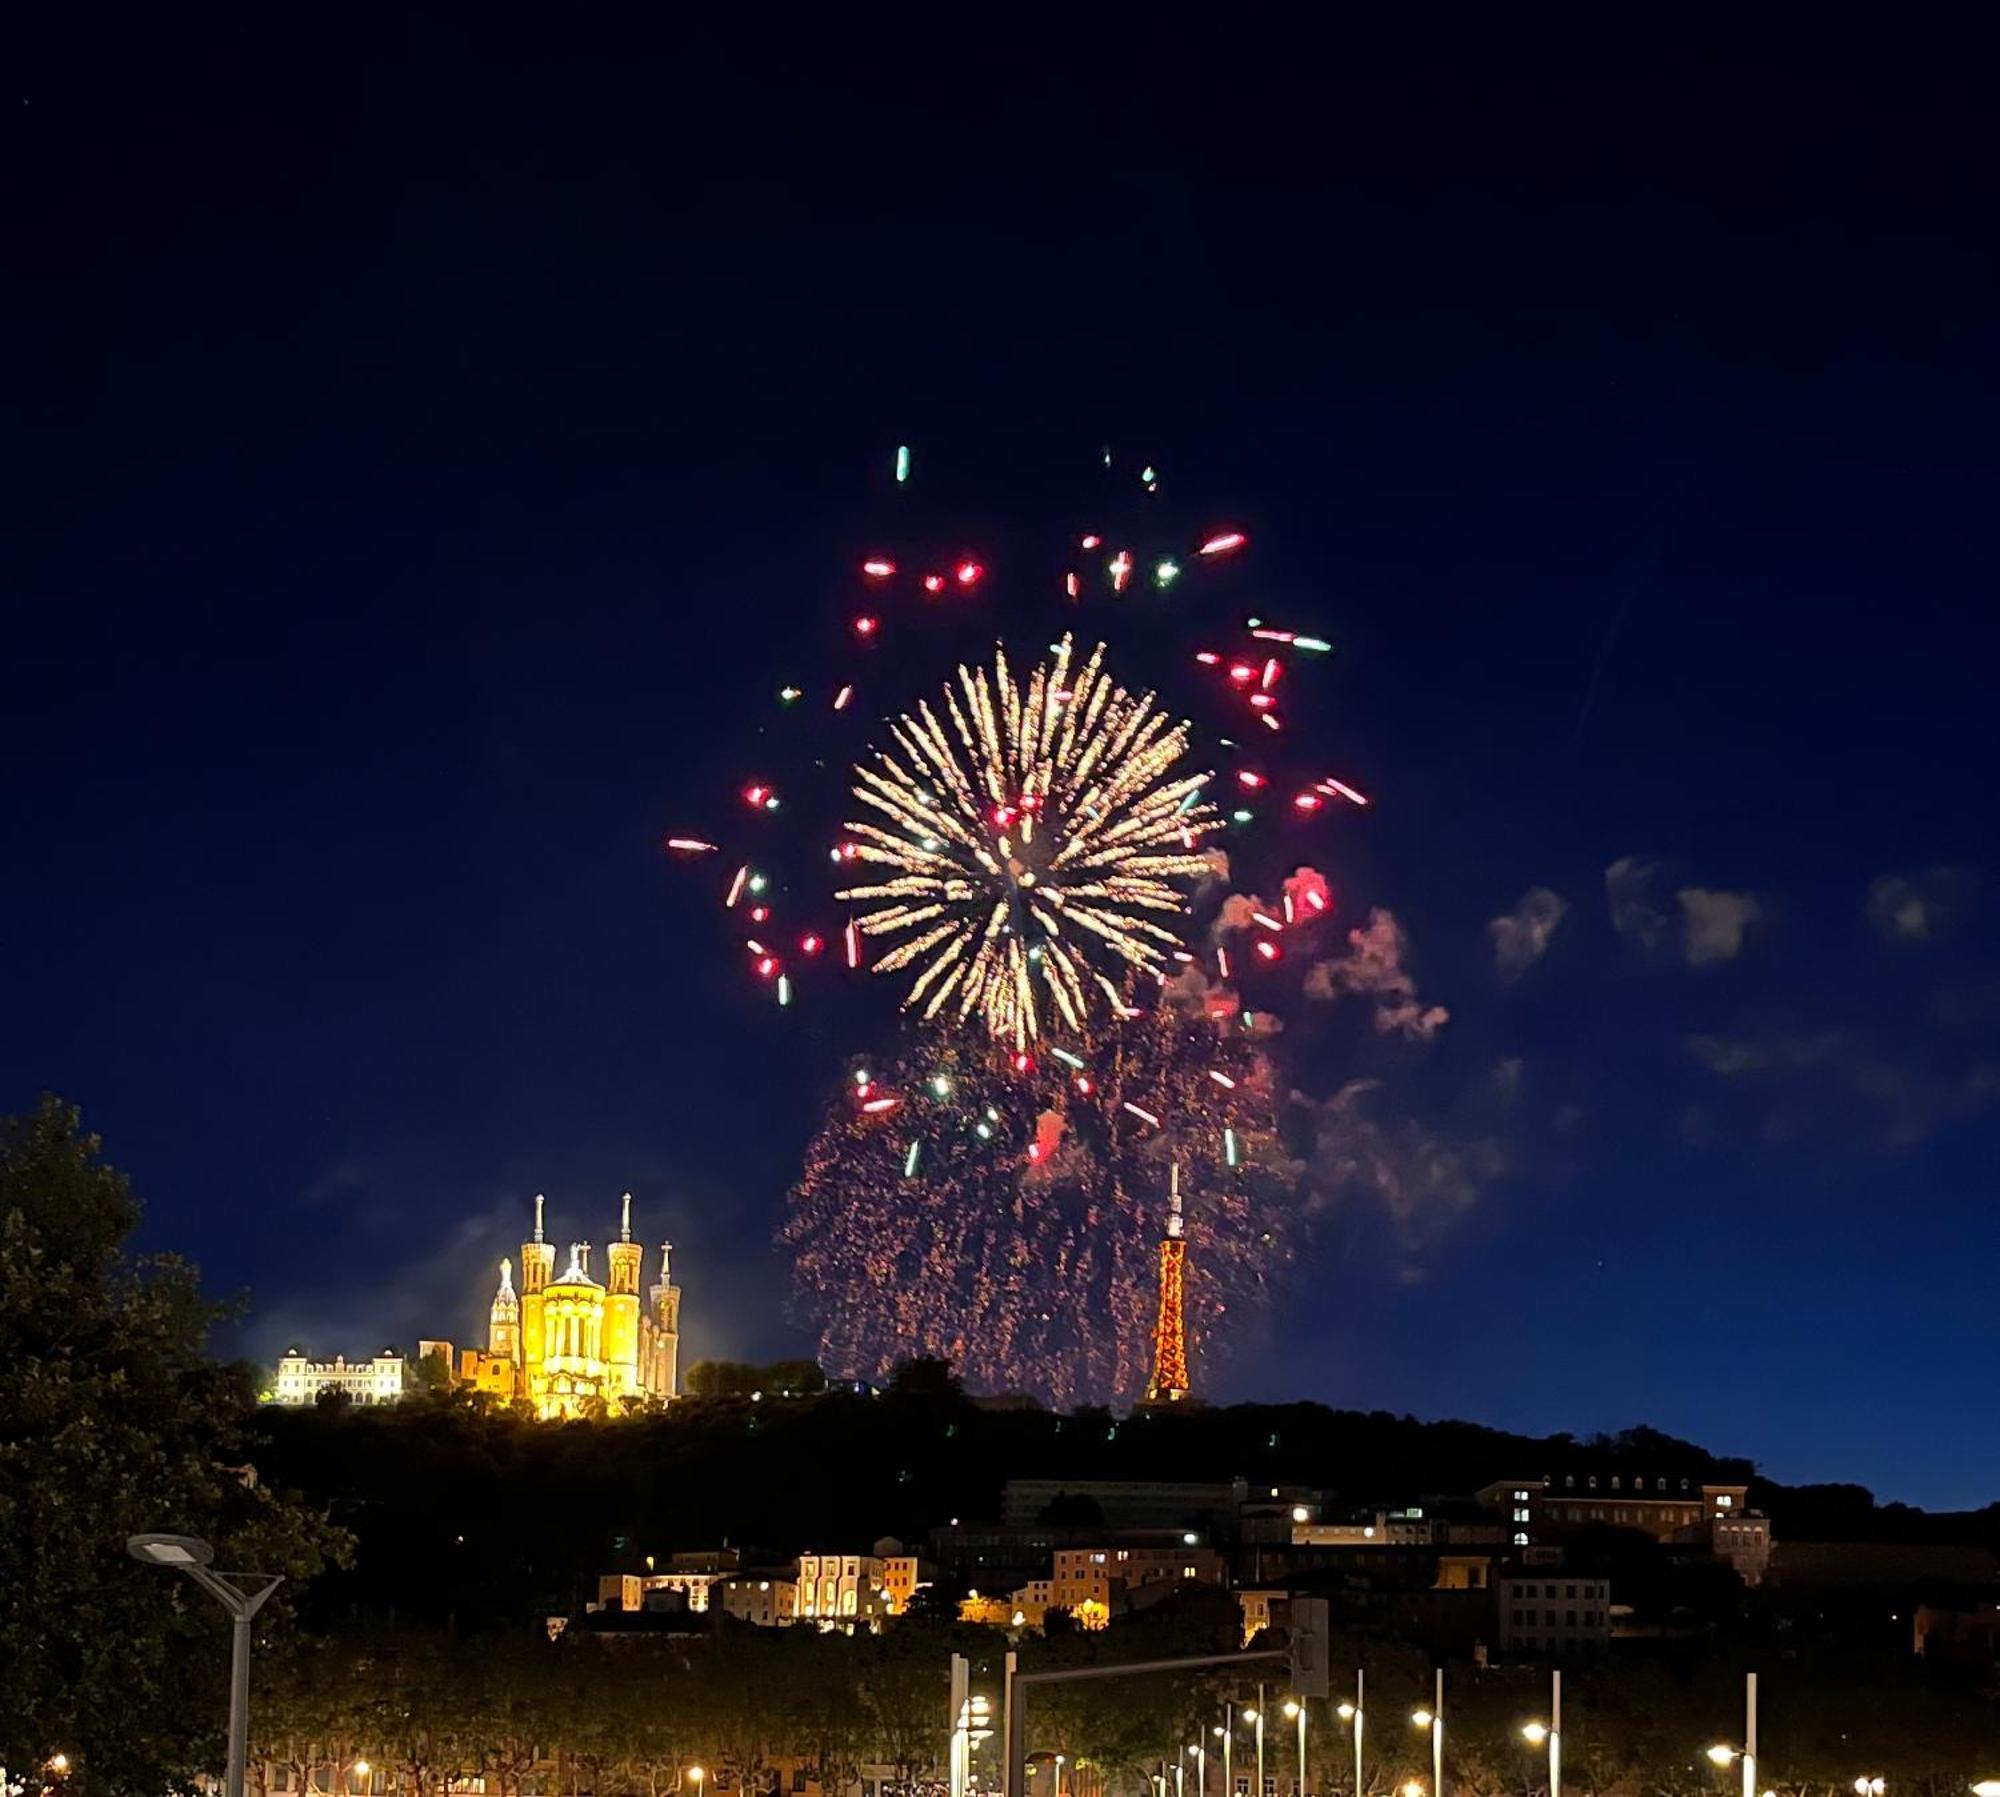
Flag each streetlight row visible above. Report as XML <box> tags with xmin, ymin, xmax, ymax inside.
<box><xmin>1168</xmin><ymin>1676</ymin><xmax>2000</xmax><ymax>1797</ymax></box>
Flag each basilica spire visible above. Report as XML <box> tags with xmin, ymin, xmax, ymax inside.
<box><xmin>533</xmin><ymin>1192</ymin><xmax>545</xmax><ymax>1244</ymax></box>
<box><xmin>620</xmin><ymin>1191</ymin><xmax>632</xmax><ymax>1242</ymax></box>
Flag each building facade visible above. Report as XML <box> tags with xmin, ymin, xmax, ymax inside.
<box><xmin>269</xmin><ymin>1347</ymin><xmax>406</xmax><ymax>1405</ymax></box>
<box><xmin>797</xmin><ymin>1553</ymin><xmax>893</xmax><ymax>1626</ymax></box>
<box><xmin>1048</xmin><ymin>1544</ymin><xmax>1227</xmax><ymax>1614</ymax></box>
<box><xmin>1497</xmin><ymin>1568</ymin><xmax>1611</xmax><ymax>1656</ymax></box>
<box><xmin>422</xmin><ymin>1193</ymin><xmax>681</xmax><ymax>1419</ymax></box>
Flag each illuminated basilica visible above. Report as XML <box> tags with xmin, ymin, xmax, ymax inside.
<box><xmin>421</xmin><ymin>1193</ymin><xmax>681</xmax><ymax>1419</ymax></box>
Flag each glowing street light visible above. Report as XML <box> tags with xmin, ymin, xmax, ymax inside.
<box><xmin>1283</xmin><ymin>1701</ymin><xmax>1305</xmax><ymax>1797</ymax></box>
<box><xmin>1520</xmin><ymin>1672</ymin><xmax>1561</xmax><ymax>1797</ymax></box>
<box><xmin>688</xmin><ymin>1766</ymin><xmax>707</xmax><ymax>1797</ymax></box>
<box><xmin>1970</xmin><ymin>1785</ymin><xmax>2000</xmax><ymax>1797</ymax></box>
<box><xmin>1411</xmin><ymin>1666</ymin><xmax>1445</xmax><ymax>1797</ymax></box>
<box><xmin>127</xmin><ymin>1534</ymin><xmax>282</xmax><ymax>1797</ymax></box>
<box><xmin>1853</xmin><ymin>1781</ymin><xmax>1886</xmax><ymax>1797</ymax></box>
<box><xmin>1709</xmin><ymin>1749</ymin><xmax>1740</xmax><ymax>1769</ymax></box>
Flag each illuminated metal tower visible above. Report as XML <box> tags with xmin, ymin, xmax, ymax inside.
<box><xmin>1144</xmin><ymin>1165</ymin><xmax>1191</xmax><ymax>1404</ymax></box>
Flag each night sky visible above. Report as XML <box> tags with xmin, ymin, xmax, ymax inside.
<box><xmin>11</xmin><ymin>12</ymin><xmax>1997</xmax><ymax>1505</ymax></box>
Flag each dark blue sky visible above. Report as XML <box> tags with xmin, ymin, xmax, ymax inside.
<box><xmin>10</xmin><ymin>11</ymin><xmax>1997</xmax><ymax>1505</ymax></box>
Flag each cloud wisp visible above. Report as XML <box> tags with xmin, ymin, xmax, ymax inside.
<box><xmin>1607</xmin><ymin>856</ymin><xmax>1769</xmax><ymax>967</ymax></box>
<box><xmin>1865</xmin><ymin>868</ymin><xmax>1970</xmax><ymax>945</ymax></box>
<box><xmin>1489</xmin><ymin>886</ymin><xmax>1569</xmax><ymax>981</ymax></box>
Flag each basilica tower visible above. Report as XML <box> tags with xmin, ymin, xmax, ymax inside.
<box><xmin>604</xmin><ymin>1192</ymin><xmax>644</xmax><ymax>1399</ymax></box>
<box><xmin>519</xmin><ymin>1193</ymin><xmax>556</xmax><ymax>1371</ymax></box>
<box><xmin>488</xmin><ymin>1256</ymin><xmax>520</xmax><ymax>1364</ymax></box>
<box><xmin>650</xmin><ymin>1240</ymin><xmax>682</xmax><ymax>1398</ymax></box>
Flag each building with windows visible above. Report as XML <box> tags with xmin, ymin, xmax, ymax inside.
<box><xmin>1048</xmin><ymin>1543</ymin><xmax>1227</xmax><ymax>1615</ymax></box>
<box><xmin>873</xmin><ymin>1540</ymin><xmax>932</xmax><ymax>1615</ymax></box>
<box><xmin>268</xmin><ymin>1346</ymin><xmax>405</xmax><ymax>1405</ymax></box>
<box><xmin>420</xmin><ymin>1192</ymin><xmax>681</xmax><ymax>1419</ymax></box>
<box><xmin>1476</xmin><ymin>1475</ymin><xmax>1758</xmax><ymax>1553</ymax></box>
<box><xmin>600</xmin><ymin>1549</ymin><xmax>741</xmax><ymax>1616</ymax></box>
<box><xmin>1497</xmin><ymin>1567</ymin><xmax>1611</xmax><ymax>1656</ymax></box>
<box><xmin>719</xmin><ymin>1574</ymin><xmax>799</xmax><ymax>1627</ymax></box>
<box><xmin>797</xmin><ymin>1552</ymin><xmax>893</xmax><ymax>1627</ymax></box>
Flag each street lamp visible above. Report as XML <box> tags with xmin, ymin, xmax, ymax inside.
<box><xmin>1411</xmin><ymin>1667</ymin><xmax>1445</xmax><ymax>1797</ymax></box>
<box><xmin>1853</xmin><ymin>1781</ymin><xmax>1886</xmax><ymax>1796</ymax></box>
<box><xmin>1057</xmin><ymin>1754</ymin><xmax>1067</xmax><ymax>1797</ymax></box>
<box><xmin>1703</xmin><ymin>1673</ymin><xmax>1759</xmax><ymax>1797</ymax></box>
<box><xmin>689</xmin><ymin>1765</ymin><xmax>707</xmax><ymax>1797</ymax></box>
<box><xmin>1518</xmin><ymin>1671</ymin><xmax>1559</xmax><ymax>1797</ymax></box>
<box><xmin>127</xmin><ymin>1533</ymin><xmax>282</xmax><ymax>1797</ymax></box>
<box><xmin>1340</xmin><ymin>1672</ymin><xmax>1364</xmax><ymax>1797</ymax></box>
<box><xmin>1246</xmin><ymin>1702</ymin><xmax>1266</xmax><ymax>1797</ymax></box>
<box><xmin>1191</xmin><ymin>1739</ymin><xmax>1208</xmax><ymax>1797</ymax></box>
<box><xmin>1284</xmin><ymin>1702</ymin><xmax>1305</xmax><ymax>1797</ymax></box>
<box><xmin>1970</xmin><ymin>1785</ymin><xmax>2000</xmax><ymax>1797</ymax></box>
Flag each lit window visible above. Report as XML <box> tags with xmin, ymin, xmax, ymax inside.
<box><xmin>1717</xmin><ymin>1494</ymin><xmax>1733</xmax><ymax>1508</ymax></box>
<box><xmin>1513</xmin><ymin>1532</ymin><xmax>1528</xmax><ymax>1547</ymax></box>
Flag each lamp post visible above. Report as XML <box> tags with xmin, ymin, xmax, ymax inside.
<box><xmin>1056</xmin><ymin>1755</ymin><xmax>1066</xmax><ymax>1797</ymax></box>
<box><xmin>1251</xmin><ymin>1692</ymin><xmax>1267</xmax><ymax>1797</ymax></box>
<box><xmin>127</xmin><ymin>1533</ymin><xmax>282</xmax><ymax>1797</ymax></box>
<box><xmin>1704</xmin><ymin>1672</ymin><xmax>1760</xmax><ymax>1797</ymax></box>
<box><xmin>1520</xmin><ymin>1671</ymin><xmax>1559</xmax><ymax>1797</ymax></box>
<box><xmin>1283</xmin><ymin>1702</ymin><xmax>1305</xmax><ymax>1797</ymax></box>
<box><xmin>1333</xmin><ymin>1670</ymin><xmax>1363</xmax><ymax>1797</ymax></box>
<box><xmin>1219</xmin><ymin>1710</ymin><xmax>1233</xmax><ymax>1797</ymax></box>
<box><xmin>688</xmin><ymin>1764</ymin><xmax>707</xmax><ymax>1797</ymax></box>
<box><xmin>1192</xmin><ymin>1739</ymin><xmax>1208</xmax><ymax>1797</ymax></box>
<box><xmin>1412</xmin><ymin>1667</ymin><xmax>1444</xmax><ymax>1797</ymax></box>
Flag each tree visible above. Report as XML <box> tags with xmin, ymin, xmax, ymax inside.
<box><xmin>0</xmin><ymin>1097</ymin><xmax>351</xmax><ymax>1793</ymax></box>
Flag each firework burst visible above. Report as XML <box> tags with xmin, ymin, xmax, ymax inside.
<box><xmin>837</xmin><ymin>634</ymin><xmax>1223</xmax><ymax>1047</ymax></box>
<box><xmin>783</xmin><ymin>998</ymin><xmax>1303</xmax><ymax>1407</ymax></box>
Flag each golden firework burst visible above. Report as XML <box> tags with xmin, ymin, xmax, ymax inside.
<box><xmin>837</xmin><ymin>635</ymin><xmax>1222</xmax><ymax>1045</ymax></box>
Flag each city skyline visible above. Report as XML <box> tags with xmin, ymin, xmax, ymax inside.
<box><xmin>10</xmin><ymin>12</ymin><xmax>1998</xmax><ymax>1509</ymax></box>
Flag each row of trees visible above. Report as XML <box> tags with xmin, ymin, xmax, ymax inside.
<box><xmin>238</xmin><ymin>1615</ymin><xmax>2000</xmax><ymax>1797</ymax></box>
<box><xmin>245</xmin><ymin>1628</ymin><xmax>949</xmax><ymax>1797</ymax></box>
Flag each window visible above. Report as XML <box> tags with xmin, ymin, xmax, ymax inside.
<box><xmin>1513</xmin><ymin>1488</ymin><xmax>1531</xmax><ymax>1502</ymax></box>
<box><xmin>1513</xmin><ymin>1532</ymin><xmax>1528</xmax><ymax>1547</ymax></box>
<box><xmin>1513</xmin><ymin>1507</ymin><xmax>1531</xmax><ymax>1523</ymax></box>
<box><xmin>1566</xmin><ymin>1585</ymin><xmax>1577</xmax><ymax>1599</ymax></box>
<box><xmin>1611</xmin><ymin>1476</ymin><xmax>1621</xmax><ymax>1491</ymax></box>
<box><xmin>1566</xmin><ymin>1610</ymin><xmax>1577</xmax><ymax>1627</ymax></box>
<box><xmin>1717</xmin><ymin>1494</ymin><xmax>1734</xmax><ymax>1508</ymax></box>
<box><xmin>794</xmin><ymin>1774</ymin><xmax>808</xmax><ymax>1794</ymax></box>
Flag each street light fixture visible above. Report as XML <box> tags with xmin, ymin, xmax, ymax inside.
<box><xmin>1853</xmin><ymin>1780</ymin><xmax>1886</xmax><ymax>1796</ymax></box>
<box><xmin>1412</xmin><ymin>1669</ymin><xmax>1445</xmax><ymax>1797</ymax></box>
<box><xmin>1970</xmin><ymin>1785</ymin><xmax>2000</xmax><ymax>1797</ymax></box>
<box><xmin>1522</xmin><ymin>1726</ymin><xmax>1549</xmax><ymax>1748</ymax></box>
<box><xmin>1282</xmin><ymin>1703</ymin><xmax>1305</xmax><ymax>1797</ymax></box>
<box><xmin>127</xmin><ymin>1534</ymin><xmax>282</xmax><ymax>1797</ymax></box>
<box><xmin>1709</xmin><ymin>1749</ymin><xmax>1740</xmax><ymax>1769</ymax></box>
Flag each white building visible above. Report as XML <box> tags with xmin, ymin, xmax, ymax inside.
<box><xmin>1497</xmin><ymin>1568</ymin><xmax>1611</xmax><ymax>1656</ymax></box>
<box><xmin>269</xmin><ymin>1347</ymin><xmax>405</xmax><ymax>1405</ymax></box>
